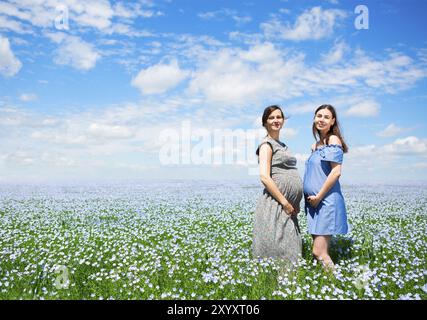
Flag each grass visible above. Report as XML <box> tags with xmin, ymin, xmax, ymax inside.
<box><xmin>0</xmin><ymin>182</ymin><xmax>425</xmax><ymax>300</ymax></box>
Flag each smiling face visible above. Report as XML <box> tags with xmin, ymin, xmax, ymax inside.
<box><xmin>265</xmin><ymin>108</ymin><xmax>284</xmax><ymax>133</ymax></box>
<box><xmin>314</xmin><ymin>108</ymin><xmax>335</xmax><ymax>135</ymax></box>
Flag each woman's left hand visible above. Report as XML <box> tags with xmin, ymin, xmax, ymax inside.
<box><xmin>307</xmin><ymin>195</ymin><xmax>321</xmax><ymax>208</ymax></box>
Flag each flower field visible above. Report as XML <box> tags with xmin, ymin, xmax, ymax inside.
<box><xmin>0</xmin><ymin>181</ymin><xmax>426</xmax><ymax>300</ymax></box>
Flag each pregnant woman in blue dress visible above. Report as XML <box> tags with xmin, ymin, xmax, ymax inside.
<box><xmin>303</xmin><ymin>104</ymin><xmax>349</xmax><ymax>271</ymax></box>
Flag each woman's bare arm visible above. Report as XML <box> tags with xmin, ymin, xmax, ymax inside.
<box><xmin>307</xmin><ymin>135</ymin><xmax>342</xmax><ymax>208</ymax></box>
<box><xmin>258</xmin><ymin>143</ymin><xmax>295</xmax><ymax>215</ymax></box>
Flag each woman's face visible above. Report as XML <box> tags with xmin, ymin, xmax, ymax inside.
<box><xmin>314</xmin><ymin>108</ymin><xmax>335</xmax><ymax>134</ymax></box>
<box><xmin>266</xmin><ymin>109</ymin><xmax>284</xmax><ymax>132</ymax></box>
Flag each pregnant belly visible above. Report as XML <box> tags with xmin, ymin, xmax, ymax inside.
<box><xmin>303</xmin><ymin>182</ymin><xmax>319</xmax><ymax>196</ymax></box>
<box><xmin>272</xmin><ymin>170</ymin><xmax>303</xmax><ymax>206</ymax></box>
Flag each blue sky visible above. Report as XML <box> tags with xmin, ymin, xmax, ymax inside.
<box><xmin>1</xmin><ymin>0</ymin><xmax>427</xmax><ymax>184</ymax></box>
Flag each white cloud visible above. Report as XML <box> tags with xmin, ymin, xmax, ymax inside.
<box><xmin>381</xmin><ymin>136</ymin><xmax>427</xmax><ymax>155</ymax></box>
<box><xmin>19</xmin><ymin>93</ymin><xmax>38</xmax><ymax>102</ymax></box>
<box><xmin>347</xmin><ymin>137</ymin><xmax>427</xmax><ymax>161</ymax></box>
<box><xmin>131</xmin><ymin>60</ymin><xmax>189</xmax><ymax>95</ymax></box>
<box><xmin>279</xmin><ymin>8</ymin><xmax>291</xmax><ymax>15</ymax></box>
<box><xmin>30</xmin><ymin>130</ymin><xmax>88</xmax><ymax>145</ymax></box>
<box><xmin>286</xmin><ymin>96</ymin><xmax>383</xmax><ymax>120</ymax></box>
<box><xmin>413</xmin><ymin>162</ymin><xmax>427</xmax><ymax>168</ymax></box>
<box><xmin>0</xmin><ymin>35</ymin><xmax>22</xmax><ymax>77</ymax></box>
<box><xmin>346</xmin><ymin>101</ymin><xmax>380</xmax><ymax>117</ymax></box>
<box><xmin>288</xmin><ymin>101</ymin><xmax>322</xmax><ymax>115</ymax></box>
<box><xmin>4</xmin><ymin>150</ymin><xmax>36</xmax><ymax>166</ymax></box>
<box><xmin>342</xmin><ymin>137</ymin><xmax>427</xmax><ymax>183</ymax></box>
<box><xmin>354</xmin><ymin>51</ymin><xmax>427</xmax><ymax>93</ymax></box>
<box><xmin>0</xmin><ymin>0</ymin><xmax>162</xmax><ymax>38</ymax></box>
<box><xmin>321</xmin><ymin>41</ymin><xmax>348</xmax><ymax>65</ymax></box>
<box><xmin>44</xmin><ymin>31</ymin><xmax>67</xmax><ymax>44</ymax></box>
<box><xmin>198</xmin><ymin>8</ymin><xmax>251</xmax><ymax>25</ymax></box>
<box><xmin>187</xmin><ymin>41</ymin><xmax>427</xmax><ymax>107</ymax></box>
<box><xmin>3</xmin><ymin>149</ymin><xmax>76</xmax><ymax>168</ymax></box>
<box><xmin>0</xmin><ymin>0</ymin><xmax>113</xmax><ymax>30</ymax></box>
<box><xmin>53</xmin><ymin>35</ymin><xmax>100</xmax><ymax>70</ymax></box>
<box><xmin>0</xmin><ymin>107</ymin><xmax>28</xmax><ymax>126</ymax></box>
<box><xmin>377</xmin><ymin>123</ymin><xmax>409</xmax><ymax>138</ymax></box>
<box><xmin>282</xmin><ymin>127</ymin><xmax>298</xmax><ymax>139</ymax></box>
<box><xmin>261</xmin><ymin>6</ymin><xmax>347</xmax><ymax>41</ymax></box>
<box><xmin>112</xmin><ymin>1</ymin><xmax>163</xmax><ymax>19</ymax></box>
<box><xmin>0</xmin><ymin>14</ymin><xmax>33</xmax><ymax>34</ymax></box>
<box><xmin>87</xmin><ymin>123</ymin><xmax>134</xmax><ymax>139</ymax></box>
<box><xmin>188</xmin><ymin>42</ymin><xmax>305</xmax><ymax>105</ymax></box>
<box><xmin>2</xmin><ymin>100</ymin><xmax>427</xmax><ymax>182</ymax></box>
<box><xmin>72</xmin><ymin>0</ymin><xmax>114</xmax><ymax>30</ymax></box>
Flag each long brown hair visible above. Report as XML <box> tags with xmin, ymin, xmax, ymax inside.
<box><xmin>312</xmin><ymin>104</ymin><xmax>348</xmax><ymax>153</ymax></box>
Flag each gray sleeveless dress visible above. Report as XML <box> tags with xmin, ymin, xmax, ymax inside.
<box><xmin>252</xmin><ymin>136</ymin><xmax>303</xmax><ymax>265</ymax></box>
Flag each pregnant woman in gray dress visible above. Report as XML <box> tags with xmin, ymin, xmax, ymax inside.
<box><xmin>252</xmin><ymin>105</ymin><xmax>303</xmax><ymax>267</ymax></box>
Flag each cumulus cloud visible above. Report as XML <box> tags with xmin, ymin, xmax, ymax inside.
<box><xmin>0</xmin><ymin>35</ymin><xmax>22</xmax><ymax>77</ymax></box>
<box><xmin>354</xmin><ymin>51</ymin><xmax>427</xmax><ymax>93</ymax></box>
<box><xmin>0</xmin><ymin>14</ymin><xmax>34</xmax><ymax>34</ymax></box>
<box><xmin>113</xmin><ymin>1</ymin><xmax>163</xmax><ymax>19</ymax></box>
<box><xmin>343</xmin><ymin>136</ymin><xmax>427</xmax><ymax>182</ymax></box>
<box><xmin>381</xmin><ymin>136</ymin><xmax>427</xmax><ymax>155</ymax></box>
<box><xmin>72</xmin><ymin>0</ymin><xmax>114</xmax><ymax>30</ymax></box>
<box><xmin>53</xmin><ymin>35</ymin><xmax>100</xmax><ymax>70</ymax></box>
<box><xmin>377</xmin><ymin>123</ymin><xmax>410</xmax><ymax>138</ymax></box>
<box><xmin>261</xmin><ymin>6</ymin><xmax>347</xmax><ymax>41</ymax></box>
<box><xmin>346</xmin><ymin>100</ymin><xmax>380</xmax><ymax>117</ymax></box>
<box><xmin>87</xmin><ymin>123</ymin><xmax>134</xmax><ymax>139</ymax></box>
<box><xmin>188</xmin><ymin>42</ymin><xmax>305</xmax><ymax>105</ymax></box>
<box><xmin>321</xmin><ymin>41</ymin><xmax>349</xmax><ymax>65</ymax></box>
<box><xmin>0</xmin><ymin>0</ymin><xmax>162</xmax><ymax>37</ymax></box>
<box><xmin>347</xmin><ymin>136</ymin><xmax>427</xmax><ymax>161</ymax></box>
<box><xmin>187</xmin><ymin>41</ymin><xmax>427</xmax><ymax>107</ymax></box>
<box><xmin>189</xmin><ymin>37</ymin><xmax>427</xmax><ymax>107</ymax></box>
<box><xmin>131</xmin><ymin>60</ymin><xmax>189</xmax><ymax>95</ymax></box>
<box><xmin>0</xmin><ymin>0</ymin><xmax>113</xmax><ymax>31</ymax></box>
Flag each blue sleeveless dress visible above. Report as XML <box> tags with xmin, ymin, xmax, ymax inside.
<box><xmin>303</xmin><ymin>144</ymin><xmax>349</xmax><ymax>235</ymax></box>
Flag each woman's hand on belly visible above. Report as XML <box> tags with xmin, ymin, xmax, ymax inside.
<box><xmin>307</xmin><ymin>195</ymin><xmax>321</xmax><ymax>208</ymax></box>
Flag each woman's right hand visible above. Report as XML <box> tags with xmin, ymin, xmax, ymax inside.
<box><xmin>282</xmin><ymin>202</ymin><xmax>294</xmax><ymax>216</ymax></box>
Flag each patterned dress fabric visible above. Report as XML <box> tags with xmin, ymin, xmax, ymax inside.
<box><xmin>252</xmin><ymin>136</ymin><xmax>303</xmax><ymax>265</ymax></box>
